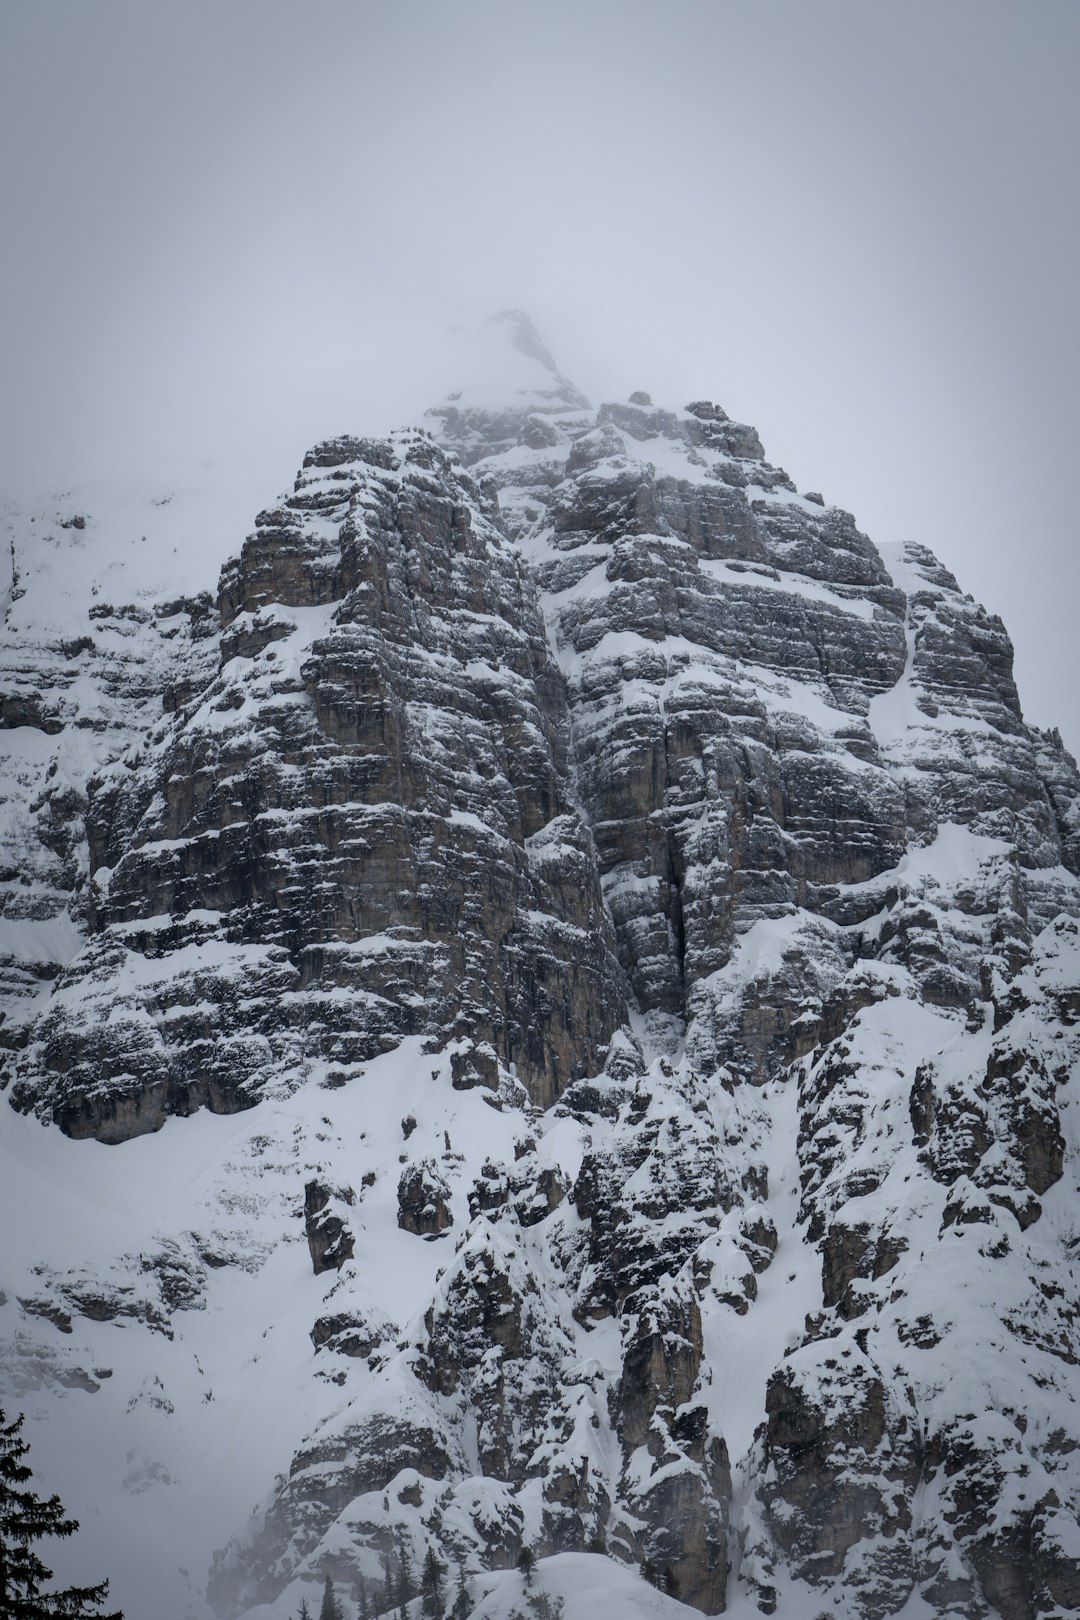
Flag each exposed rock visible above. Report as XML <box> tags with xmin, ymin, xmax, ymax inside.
<box><xmin>397</xmin><ymin>1160</ymin><xmax>453</xmax><ymax>1237</ymax></box>
<box><xmin>310</xmin><ymin>1312</ymin><xmax>383</xmax><ymax>1360</ymax></box>
<box><xmin>760</xmin><ymin>1350</ymin><xmax>921</xmax><ymax>1617</ymax></box>
<box><xmin>450</xmin><ymin>1043</ymin><xmax>500</xmax><ymax>1092</ymax></box>
<box><xmin>9</xmin><ymin>430</ymin><xmax>626</xmax><ymax>1138</ymax></box>
<box><xmin>305</xmin><ymin>1180</ymin><xmax>355</xmax><ymax>1274</ymax></box>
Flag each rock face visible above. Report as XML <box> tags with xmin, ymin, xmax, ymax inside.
<box><xmin>6</xmin><ymin>428</ymin><xmax>624</xmax><ymax>1137</ymax></box>
<box><xmin>1</xmin><ymin>314</ymin><xmax>1079</xmax><ymax>1620</ymax></box>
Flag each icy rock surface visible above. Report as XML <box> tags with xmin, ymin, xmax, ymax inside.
<box><xmin>1</xmin><ymin>319</ymin><xmax>1079</xmax><ymax>1620</ymax></box>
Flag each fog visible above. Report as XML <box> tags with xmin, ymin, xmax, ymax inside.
<box><xmin>1</xmin><ymin>0</ymin><xmax>1078</xmax><ymax>750</ymax></box>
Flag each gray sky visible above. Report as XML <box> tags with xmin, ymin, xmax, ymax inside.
<box><xmin>2</xmin><ymin>0</ymin><xmax>1078</xmax><ymax>753</ymax></box>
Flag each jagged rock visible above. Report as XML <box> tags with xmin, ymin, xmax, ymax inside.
<box><xmin>208</xmin><ymin>1413</ymin><xmax>454</xmax><ymax>1617</ymax></box>
<box><xmin>450</xmin><ymin>1043</ymin><xmax>500</xmax><ymax>1092</ymax></box>
<box><xmin>820</xmin><ymin>1219</ymin><xmax>907</xmax><ymax>1317</ymax></box>
<box><xmin>760</xmin><ymin>1349</ymin><xmax>921</xmax><ymax>1615</ymax></box>
<box><xmin>8</xmin><ymin>430</ymin><xmax>626</xmax><ymax>1138</ymax></box>
<box><xmin>618</xmin><ymin>1290</ymin><xmax>702</xmax><ymax>1452</ymax></box>
<box><xmin>310</xmin><ymin>1312</ymin><xmax>382</xmax><ymax>1359</ymax></box>
<box><xmin>397</xmin><ymin>1160</ymin><xmax>453</xmax><ymax>1237</ymax></box>
<box><xmin>304</xmin><ymin>1180</ymin><xmax>355</xmax><ymax>1274</ymax></box>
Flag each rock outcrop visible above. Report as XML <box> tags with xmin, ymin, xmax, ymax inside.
<box><xmin>7</xmin><ymin>429</ymin><xmax>625</xmax><ymax>1138</ymax></box>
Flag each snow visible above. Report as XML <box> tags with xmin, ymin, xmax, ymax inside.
<box><xmin>4</xmin><ymin>460</ymin><xmax>267</xmax><ymax>626</ymax></box>
<box><xmin>697</xmin><ymin>555</ymin><xmax>874</xmax><ymax>620</ymax></box>
<box><xmin>867</xmin><ymin>599</ymin><xmax>916</xmax><ymax>750</ymax></box>
<box><xmin>700</xmin><ymin>1072</ymin><xmax>818</xmax><ymax>1465</ymax></box>
<box><xmin>0</xmin><ymin>911</ymin><xmax>82</xmax><ymax>967</ymax></box>
<box><xmin>0</xmin><ymin>1036</ymin><xmax>535</xmax><ymax>1620</ymax></box>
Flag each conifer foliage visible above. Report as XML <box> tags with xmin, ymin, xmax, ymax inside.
<box><xmin>420</xmin><ymin>1548</ymin><xmax>444</xmax><ymax>1619</ymax></box>
<box><xmin>451</xmin><ymin>1561</ymin><xmax>470</xmax><ymax>1620</ymax></box>
<box><xmin>0</xmin><ymin>1409</ymin><xmax>122</xmax><ymax>1619</ymax></box>
<box><xmin>319</xmin><ymin>1575</ymin><xmax>347</xmax><ymax>1620</ymax></box>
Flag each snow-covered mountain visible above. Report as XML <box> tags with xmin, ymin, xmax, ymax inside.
<box><xmin>1</xmin><ymin>313</ymin><xmax>1078</xmax><ymax>1620</ymax></box>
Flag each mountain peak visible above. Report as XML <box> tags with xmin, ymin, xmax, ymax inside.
<box><xmin>490</xmin><ymin>307</ymin><xmax>561</xmax><ymax>375</ymax></box>
<box><xmin>425</xmin><ymin>310</ymin><xmax>590</xmax><ymax>466</ymax></box>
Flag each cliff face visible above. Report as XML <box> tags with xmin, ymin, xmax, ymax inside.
<box><xmin>7</xmin><ymin>428</ymin><xmax>623</xmax><ymax>1140</ymax></box>
<box><xmin>1</xmin><ymin>316</ymin><xmax>1079</xmax><ymax>1620</ymax></box>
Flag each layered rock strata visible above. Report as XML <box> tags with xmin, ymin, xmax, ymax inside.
<box><xmin>7</xmin><ymin>429</ymin><xmax>624</xmax><ymax>1138</ymax></box>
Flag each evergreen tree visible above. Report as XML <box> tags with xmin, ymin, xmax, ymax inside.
<box><xmin>527</xmin><ymin>1594</ymin><xmax>564</xmax><ymax>1620</ymax></box>
<box><xmin>319</xmin><ymin>1574</ymin><xmax>342</xmax><ymax>1620</ymax></box>
<box><xmin>353</xmin><ymin>1572</ymin><xmax>370</xmax><ymax>1620</ymax></box>
<box><xmin>516</xmin><ymin>1547</ymin><xmax>535</xmax><ymax>1589</ymax></box>
<box><xmin>420</xmin><ymin>1547</ymin><xmax>444</xmax><ymax>1620</ymax></box>
<box><xmin>451</xmin><ymin>1561</ymin><xmax>470</xmax><ymax>1620</ymax></box>
<box><xmin>298</xmin><ymin>1603</ymin><xmax>313</xmax><ymax>1620</ymax></box>
<box><xmin>396</xmin><ymin>1532</ymin><xmax>414</xmax><ymax>1619</ymax></box>
<box><xmin>0</xmin><ymin>1409</ymin><xmax>122</xmax><ymax>1619</ymax></box>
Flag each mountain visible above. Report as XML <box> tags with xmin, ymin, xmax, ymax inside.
<box><xmin>1</xmin><ymin>312</ymin><xmax>1078</xmax><ymax>1620</ymax></box>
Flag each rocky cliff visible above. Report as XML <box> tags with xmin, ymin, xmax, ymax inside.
<box><xmin>1</xmin><ymin>313</ymin><xmax>1078</xmax><ymax>1620</ymax></box>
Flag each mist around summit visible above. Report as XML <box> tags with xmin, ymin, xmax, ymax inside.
<box><xmin>1</xmin><ymin>1</ymin><xmax>1079</xmax><ymax>753</ymax></box>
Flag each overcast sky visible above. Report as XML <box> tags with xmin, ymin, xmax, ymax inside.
<box><xmin>2</xmin><ymin>0</ymin><xmax>1078</xmax><ymax>751</ymax></box>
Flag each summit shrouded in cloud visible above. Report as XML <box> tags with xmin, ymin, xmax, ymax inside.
<box><xmin>430</xmin><ymin>311</ymin><xmax>590</xmax><ymax>416</ymax></box>
<box><xmin>2</xmin><ymin>3</ymin><xmax>1078</xmax><ymax>750</ymax></box>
